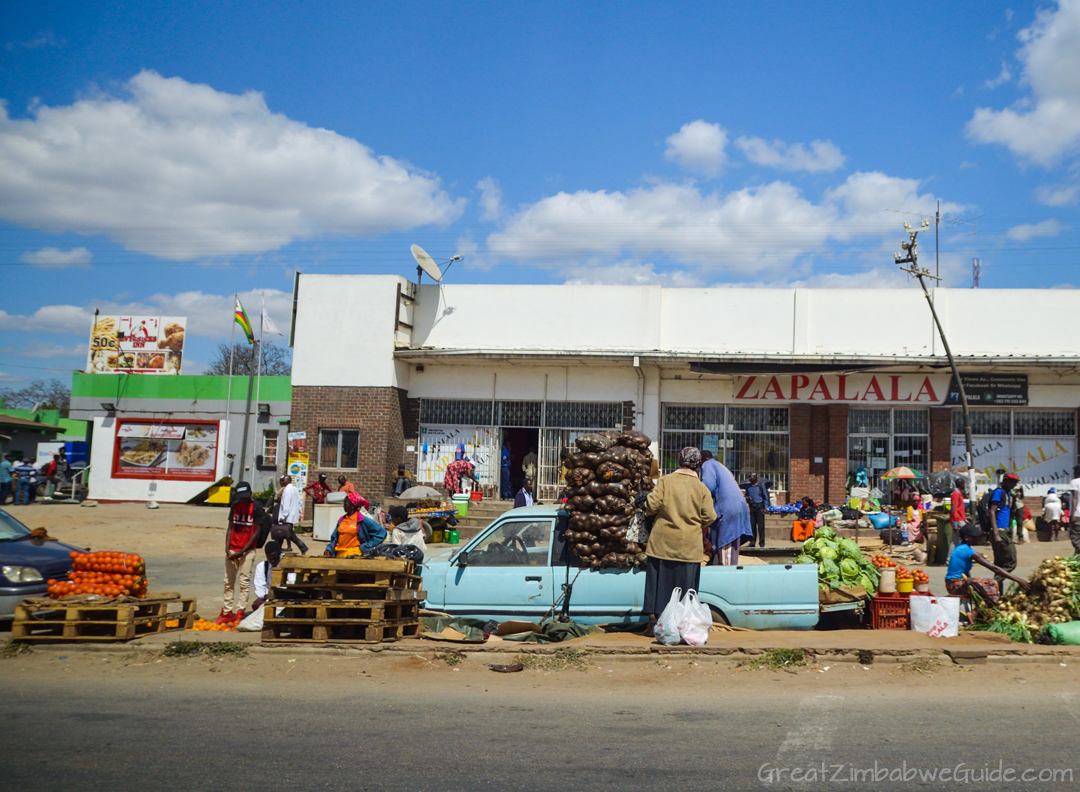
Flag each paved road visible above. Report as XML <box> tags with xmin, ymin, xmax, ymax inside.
<box><xmin>5</xmin><ymin>658</ymin><xmax>1079</xmax><ymax>792</ymax></box>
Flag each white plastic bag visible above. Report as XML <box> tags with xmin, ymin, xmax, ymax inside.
<box><xmin>909</xmin><ymin>596</ymin><xmax>960</xmax><ymax>638</ymax></box>
<box><xmin>236</xmin><ymin>605</ymin><xmax>265</xmax><ymax>632</ymax></box>
<box><xmin>677</xmin><ymin>589</ymin><xmax>712</xmax><ymax>646</ymax></box>
<box><xmin>653</xmin><ymin>587</ymin><xmax>683</xmax><ymax>646</ymax></box>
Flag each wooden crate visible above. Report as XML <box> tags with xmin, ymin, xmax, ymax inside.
<box><xmin>265</xmin><ymin>600</ymin><xmax>420</xmax><ymax>624</ymax></box>
<box><xmin>278</xmin><ymin>556</ymin><xmax>415</xmax><ymax>575</ymax></box>
<box><xmin>270</xmin><ymin>568</ymin><xmax>422</xmax><ymax>592</ymax></box>
<box><xmin>12</xmin><ymin>595</ymin><xmax>197</xmax><ymax>642</ymax></box>
<box><xmin>262</xmin><ymin>619</ymin><xmax>422</xmax><ymax>644</ymax></box>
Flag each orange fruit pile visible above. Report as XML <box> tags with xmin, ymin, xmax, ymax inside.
<box><xmin>911</xmin><ymin>567</ymin><xmax>930</xmax><ymax>584</ymax></box>
<box><xmin>192</xmin><ymin>617</ymin><xmax>235</xmax><ymax>632</ymax></box>
<box><xmin>871</xmin><ymin>554</ymin><xmax>897</xmax><ymax>569</ymax></box>
<box><xmin>895</xmin><ymin>565</ymin><xmax>914</xmax><ymax>581</ymax></box>
<box><xmin>47</xmin><ymin>551</ymin><xmax>148</xmax><ymax>599</ymax></box>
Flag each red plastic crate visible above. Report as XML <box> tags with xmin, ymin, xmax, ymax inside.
<box><xmin>870</xmin><ymin>595</ymin><xmax>910</xmax><ymax>630</ymax></box>
<box><xmin>469</xmin><ymin>491</ymin><xmax>483</xmax><ymax>502</ymax></box>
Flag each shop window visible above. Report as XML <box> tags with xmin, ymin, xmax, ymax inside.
<box><xmin>319</xmin><ymin>429</ymin><xmax>359</xmax><ymax>469</ymax></box>
<box><xmin>1014</xmin><ymin>410</ymin><xmax>1075</xmax><ymax>436</ymax></box>
<box><xmin>953</xmin><ymin>409</ymin><xmax>1010</xmax><ymax>435</ymax></box>
<box><xmin>660</xmin><ymin>405</ymin><xmax>790</xmax><ymax>492</ymax></box>
<box><xmin>261</xmin><ymin>430</ymin><xmax>279</xmax><ymax>467</ymax></box>
<box><xmin>847</xmin><ymin>408</ymin><xmax>929</xmax><ymax>491</ymax></box>
<box><xmin>495</xmin><ymin>401</ymin><xmax>543</xmax><ymax>428</ymax></box>
<box><xmin>419</xmin><ymin>399</ymin><xmax>494</xmax><ymax>425</ymax></box>
<box><xmin>543</xmin><ymin>401</ymin><xmax>623</xmax><ymax>430</ymax></box>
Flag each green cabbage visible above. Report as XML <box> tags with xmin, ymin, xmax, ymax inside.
<box><xmin>813</xmin><ymin>527</ymin><xmax>837</xmax><ymax>542</ymax></box>
<box><xmin>801</xmin><ymin>538</ymin><xmax>818</xmax><ymax>554</ymax></box>
<box><xmin>820</xmin><ymin>558</ymin><xmax>840</xmax><ymax>581</ymax></box>
<box><xmin>837</xmin><ymin>538</ymin><xmax>862</xmax><ymax>560</ymax></box>
<box><xmin>857</xmin><ymin>573</ymin><xmax>877</xmax><ymax>593</ymax></box>
<box><xmin>795</xmin><ymin>554</ymin><xmax>816</xmax><ymax>565</ymax></box>
<box><xmin>839</xmin><ymin>558</ymin><xmax>861</xmax><ymax>583</ymax></box>
<box><xmin>818</xmin><ymin>545</ymin><xmax>838</xmax><ymax>561</ymax></box>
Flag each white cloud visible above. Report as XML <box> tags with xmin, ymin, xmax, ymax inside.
<box><xmin>1035</xmin><ymin>183</ymin><xmax>1080</xmax><ymax>205</ymax></box>
<box><xmin>983</xmin><ymin>61</ymin><xmax>1013</xmax><ymax>88</ymax></box>
<box><xmin>5</xmin><ymin>29</ymin><xmax>63</xmax><ymax>51</ymax></box>
<box><xmin>0</xmin><ymin>288</ymin><xmax>292</xmax><ymax>339</ymax></box>
<box><xmin>17</xmin><ymin>342</ymin><xmax>87</xmax><ymax>359</ymax></box>
<box><xmin>735</xmin><ymin>136</ymin><xmax>845</xmax><ymax>172</ymax></box>
<box><xmin>18</xmin><ymin>246</ymin><xmax>92</xmax><ymax>268</ymax></box>
<box><xmin>664</xmin><ymin>120</ymin><xmax>728</xmax><ymax>177</ymax></box>
<box><xmin>561</xmin><ymin>260</ymin><xmax>704</xmax><ymax>287</ymax></box>
<box><xmin>486</xmin><ymin>171</ymin><xmax>960</xmax><ymax>278</ymax></box>
<box><xmin>1007</xmin><ymin>218</ymin><xmax>1066</xmax><ymax>240</ymax></box>
<box><xmin>476</xmin><ymin>177</ymin><xmax>503</xmax><ymax>221</ymax></box>
<box><xmin>967</xmin><ymin>1</ymin><xmax>1080</xmax><ymax>165</ymax></box>
<box><xmin>0</xmin><ymin>71</ymin><xmax>464</xmax><ymax>260</ymax></box>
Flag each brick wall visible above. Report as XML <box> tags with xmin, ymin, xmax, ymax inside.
<box><xmin>789</xmin><ymin>404</ymin><xmax>810</xmax><ymax>503</ymax></box>
<box><xmin>291</xmin><ymin>385</ymin><xmax>408</xmax><ymax>504</ymax></box>
<box><xmin>827</xmin><ymin>405</ymin><xmax>848</xmax><ymax>505</ymax></box>
<box><xmin>930</xmin><ymin>407</ymin><xmax>952</xmax><ymax>472</ymax></box>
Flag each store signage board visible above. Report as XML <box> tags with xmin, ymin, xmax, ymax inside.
<box><xmin>733</xmin><ymin>374</ymin><xmax>951</xmax><ymax>404</ymax></box>
<box><xmin>87</xmin><ymin>315</ymin><xmax>186</xmax><ymax>374</ymax></box>
<box><xmin>944</xmin><ymin>374</ymin><xmax>1028</xmax><ymax>406</ymax></box>
<box><xmin>950</xmin><ymin>436</ymin><xmax>1074</xmax><ymax>496</ymax></box>
<box><xmin>111</xmin><ymin>419</ymin><xmax>218</xmax><ymax>482</ymax></box>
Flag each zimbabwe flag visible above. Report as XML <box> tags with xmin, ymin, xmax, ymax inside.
<box><xmin>235</xmin><ymin>297</ymin><xmax>255</xmax><ymax>344</ymax></box>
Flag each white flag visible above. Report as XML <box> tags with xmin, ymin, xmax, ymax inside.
<box><xmin>261</xmin><ymin>304</ymin><xmax>283</xmax><ymax>336</ymax></box>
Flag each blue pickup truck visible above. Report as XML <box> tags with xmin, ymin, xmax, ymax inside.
<box><xmin>420</xmin><ymin>505</ymin><xmax>819</xmax><ymax>629</ymax></box>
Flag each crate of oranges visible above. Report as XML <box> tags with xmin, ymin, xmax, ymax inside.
<box><xmin>48</xmin><ymin>551</ymin><xmax>148</xmax><ymax>599</ymax></box>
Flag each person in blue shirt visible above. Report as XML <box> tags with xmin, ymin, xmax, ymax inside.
<box><xmin>701</xmin><ymin>451</ymin><xmax>753</xmax><ymax>565</ymax></box>
<box><xmin>13</xmin><ymin>459</ymin><xmax>38</xmax><ymax>505</ymax></box>
<box><xmin>740</xmin><ymin>473</ymin><xmax>770</xmax><ymax>547</ymax></box>
<box><xmin>500</xmin><ymin>438</ymin><xmax>513</xmax><ymax>500</ymax></box>
<box><xmin>946</xmin><ymin>523</ymin><xmax>1029</xmax><ymax>601</ymax></box>
<box><xmin>0</xmin><ymin>454</ymin><xmax>13</xmax><ymax>505</ymax></box>
<box><xmin>988</xmin><ymin>473</ymin><xmax>1021</xmax><ymax>589</ymax></box>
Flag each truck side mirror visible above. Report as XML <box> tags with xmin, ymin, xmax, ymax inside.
<box><xmin>457</xmin><ymin>551</ymin><xmax>469</xmax><ymax>568</ymax></box>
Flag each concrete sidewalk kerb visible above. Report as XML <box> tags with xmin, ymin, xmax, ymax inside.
<box><xmin>9</xmin><ymin>627</ymin><xmax>1080</xmax><ymax>665</ymax></box>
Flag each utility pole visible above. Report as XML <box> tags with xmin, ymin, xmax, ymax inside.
<box><xmin>935</xmin><ymin>199</ymin><xmax>940</xmax><ymax>283</ymax></box>
<box><xmin>894</xmin><ymin>220</ymin><xmax>977</xmax><ymax>510</ymax></box>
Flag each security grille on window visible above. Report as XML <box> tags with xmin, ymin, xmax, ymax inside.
<box><xmin>660</xmin><ymin>405</ymin><xmax>790</xmax><ymax>492</ymax></box>
<box><xmin>847</xmin><ymin>408</ymin><xmax>928</xmax><ymax>490</ymax></box>
<box><xmin>319</xmin><ymin>429</ymin><xmax>359</xmax><ymax>469</ymax></box>
<box><xmin>950</xmin><ymin>409</ymin><xmax>1076</xmax><ymax>495</ymax></box>
<box><xmin>419</xmin><ymin>399</ymin><xmax>494</xmax><ymax>426</ymax></box>
<box><xmin>261</xmin><ymin>430</ymin><xmax>279</xmax><ymax>467</ymax></box>
<box><xmin>544</xmin><ymin>402</ymin><xmax>623</xmax><ymax>430</ymax></box>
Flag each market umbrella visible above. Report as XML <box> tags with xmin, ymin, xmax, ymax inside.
<box><xmin>396</xmin><ymin>485</ymin><xmax>442</xmax><ymax>500</ymax></box>
<box><xmin>881</xmin><ymin>466</ymin><xmax>923</xmax><ymax>480</ymax></box>
<box><xmin>953</xmin><ymin>466</ymin><xmax>991</xmax><ymax>483</ymax></box>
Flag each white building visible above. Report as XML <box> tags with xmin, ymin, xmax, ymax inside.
<box><xmin>290</xmin><ymin>275</ymin><xmax>1080</xmax><ymax>503</ymax></box>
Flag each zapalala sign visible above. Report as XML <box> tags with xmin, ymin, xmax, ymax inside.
<box><xmin>733</xmin><ymin>373</ymin><xmax>950</xmax><ymax>404</ymax></box>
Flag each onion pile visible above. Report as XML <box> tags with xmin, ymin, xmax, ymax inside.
<box><xmin>997</xmin><ymin>556</ymin><xmax>1080</xmax><ymax>631</ymax></box>
<box><xmin>561</xmin><ymin>430</ymin><xmax>654</xmax><ymax>569</ymax></box>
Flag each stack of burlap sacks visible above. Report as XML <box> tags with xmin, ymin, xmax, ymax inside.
<box><xmin>561</xmin><ymin>430</ymin><xmax>654</xmax><ymax>569</ymax></box>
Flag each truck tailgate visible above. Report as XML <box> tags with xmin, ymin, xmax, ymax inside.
<box><xmin>697</xmin><ymin>563</ymin><xmax>819</xmax><ymax>630</ymax></box>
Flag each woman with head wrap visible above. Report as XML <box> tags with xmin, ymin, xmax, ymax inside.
<box><xmin>324</xmin><ymin>492</ymin><xmax>387</xmax><ymax>557</ymax></box>
<box><xmin>641</xmin><ymin>447</ymin><xmax>717</xmax><ymax>623</ymax></box>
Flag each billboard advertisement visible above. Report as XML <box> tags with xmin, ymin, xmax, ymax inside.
<box><xmin>87</xmin><ymin>316</ymin><xmax>186</xmax><ymax>374</ymax></box>
<box><xmin>112</xmin><ymin>419</ymin><xmax>219</xmax><ymax>482</ymax></box>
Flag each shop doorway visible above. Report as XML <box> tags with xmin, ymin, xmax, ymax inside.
<box><xmin>500</xmin><ymin>427</ymin><xmax>538</xmax><ymax>500</ymax></box>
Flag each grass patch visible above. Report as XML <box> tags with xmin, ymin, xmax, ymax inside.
<box><xmin>740</xmin><ymin>648</ymin><xmax>808</xmax><ymax>671</ymax></box>
<box><xmin>517</xmin><ymin>647</ymin><xmax>591</xmax><ymax>672</ymax></box>
<box><xmin>893</xmin><ymin>658</ymin><xmax>942</xmax><ymax>675</ymax></box>
<box><xmin>440</xmin><ymin>651</ymin><xmax>464</xmax><ymax>667</ymax></box>
<box><xmin>0</xmin><ymin>641</ymin><xmax>32</xmax><ymax>659</ymax></box>
<box><xmin>163</xmin><ymin>640</ymin><xmax>249</xmax><ymax>659</ymax></box>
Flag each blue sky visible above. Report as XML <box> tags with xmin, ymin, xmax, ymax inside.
<box><xmin>2</xmin><ymin>1</ymin><xmax>1079</xmax><ymax>387</ymax></box>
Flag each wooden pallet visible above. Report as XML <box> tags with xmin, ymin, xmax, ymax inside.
<box><xmin>278</xmin><ymin>556</ymin><xmax>415</xmax><ymax>575</ymax></box>
<box><xmin>264</xmin><ymin>600</ymin><xmax>420</xmax><ymax>624</ymax></box>
<box><xmin>12</xmin><ymin>596</ymin><xmax>197</xmax><ymax>642</ymax></box>
<box><xmin>262</xmin><ymin>619</ymin><xmax>422</xmax><ymax>644</ymax></box>
<box><xmin>271</xmin><ymin>568</ymin><xmax>422</xmax><ymax>591</ymax></box>
<box><xmin>269</xmin><ymin>581</ymin><xmax>425</xmax><ymax>602</ymax></box>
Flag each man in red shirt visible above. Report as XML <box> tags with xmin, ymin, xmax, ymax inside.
<box><xmin>948</xmin><ymin>481</ymin><xmax>967</xmax><ymax>557</ymax></box>
<box><xmin>304</xmin><ymin>473</ymin><xmax>332</xmax><ymax>505</ymax></box>
<box><xmin>219</xmin><ymin>481</ymin><xmax>266</xmax><ymax>624</ymax></box>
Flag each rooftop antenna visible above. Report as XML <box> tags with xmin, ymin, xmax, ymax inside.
<box><xmin>410</xmin><ymin>244</ymin><xmax>462</xmax><ymax>287</ymax></box>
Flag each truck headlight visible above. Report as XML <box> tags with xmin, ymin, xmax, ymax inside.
<box><xmin>2</xmin><ymin>565</ymin><xmax>44</xmax><ymax>583</ymax></box>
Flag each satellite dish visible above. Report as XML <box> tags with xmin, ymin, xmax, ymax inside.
<box><xmin>411</xmin><ymin>244</ymin><xmax>443</xmax><ymax>284</ymax></box>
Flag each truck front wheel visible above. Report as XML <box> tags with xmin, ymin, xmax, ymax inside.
<box><xmin>708</xmin><ymin>605</ymin><xmax>730</xmax><ymax>626</ymax></box>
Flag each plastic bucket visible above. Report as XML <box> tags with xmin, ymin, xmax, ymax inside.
<box><xmin>447</xmin><ymin>530</ymin><xmax>460</xmax><ymax>545</ymax></box>
<box><xmin>452</xmin><ymin>494</ymin><xmax>469</xmax><ymax>517</ymax></box>
<box><xmin>878</xmin><ymin>568</ymin><xmax>897</xmax><ymax>594</ymax></box>
<box><xmin>896</xmin><ymin>577</ymin><xmax>914</xmax><ymax>594</ymax></box>
<box><xmin>470</xmin><ymin>491</ymin><xmax>483</xmax><ymax>502</ymax></box>
<box><xmin>916</xmin><ymin>582</ymin><xmax>930</xmax><ymax>593</ymax></box>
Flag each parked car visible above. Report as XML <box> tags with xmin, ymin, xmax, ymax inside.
<box><xmin>0</xmin><ymin>508</ymin><xmax>82</xmax><ymax>620</ymax></box>
<box><xmin>420</xmin><ymin>505</ymin><xmax>820</xmax><ymax>629</ymax></box>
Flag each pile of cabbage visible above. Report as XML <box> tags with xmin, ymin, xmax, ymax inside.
<box><xmin>796</xmin><ymin>527</ymin><xmax>880</xmax><ymax>593</ymax></box>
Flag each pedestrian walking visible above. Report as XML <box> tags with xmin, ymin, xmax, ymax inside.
<box><xmin>271</xmin><ymin>473</ymin><xmax>308</xmax><ymax>555</ymax></box>
<box><xmin>641</xmin><ymin>447</ymin><xmax>716</xmax><ymax>625</ymax></box>
<box><xmin>1043</xmin><ymin>487</ymin><xmax>1063</xmax><ymax>542</ymax></box>
<box><xmin>0</xmin><ymin>453</ymin><xmax>13</xmax><ymax>505</ymax></box>
<box><xmin>988</xmin><ymin>473</ymin><xmax>1021</xmax><ymax>590</ymax></box>
<box><xmin>948</xmin><ymin>480</ymin><xmax>967</xmax><ymax>555</ymax></box>
<box><xmin>14</xmin><ymin>458</ymin><xmax>37</xmax><ymax>505</ymax></box>
<box><xmin>741</xmin><ymin>473</ymin><xmax>770</xmax><ymax>547</ymax></box>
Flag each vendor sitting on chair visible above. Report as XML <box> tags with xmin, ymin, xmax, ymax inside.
<box><xmin>946</xmin><ymin>523</ymin><xmax>1029</xmax><ymax>601</ymax></box>
<box><xmin>324</xmin><ymin>492</ymin><xmax>386</xmax><ymax>557</ymax></box>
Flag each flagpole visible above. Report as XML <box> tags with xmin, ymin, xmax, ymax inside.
<box><xmin>238</xmin><ymin>338</ymin><xmax>257</xmax><ymax>486</ymax></box>
<box><xmin>251</xmin><ymin>292</ymin><xmax>265</xmax><ymax>477</ymax></box>
<box><xmin>224</xmin><ymin>295</ymin><xmax>237</xmax><ymax>478</ymax></box>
